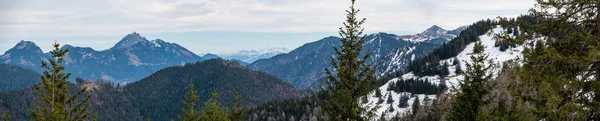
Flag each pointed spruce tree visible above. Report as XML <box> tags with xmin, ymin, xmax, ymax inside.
<box><xmin>178</xmin><ymin>82</ymin><xmax>200</xmax><ymax>121</ymax></box>
<box><xmin>29</xmin><ymin>41</ymin><xmax>93</xmax><ymax>121</ymax></box>
<box><xmin>319</xmin><ymin>0</ymin><xmax>378</xmax><ymax>120</ymax></box>
<box><xmin>447</xmin><ymin>41</ymin><xmax>494</xmax><ymax>121</ymax></box>
<box><xmin>229</xmin><ymin>89</ymin><xmax>246</xmax><ymax>121</ymax></box>
<box><xmin>199</xmin><ymin>89</ymin><xmax>229</xmax><ymax>121</ymax></box>
<box><xmin>3</xmin><ymin>111</ymin><xmax>9</xmax><ymax>121</ymax></box>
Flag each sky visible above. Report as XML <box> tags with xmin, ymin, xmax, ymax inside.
<box><xmin>0</xmin><ymin>0</ymin><xmax>536</xmax><ymax>54</ymax></box>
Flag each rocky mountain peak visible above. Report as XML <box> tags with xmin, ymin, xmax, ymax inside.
<box><xmin>112</xmin><ymin>32</ymin><xmax>150</xmax><ymax>49</ymax></box>
<box><xmin>420</xmin><ymin>25</ymin><xmax>448</xmax><ymax>37</ymax></box>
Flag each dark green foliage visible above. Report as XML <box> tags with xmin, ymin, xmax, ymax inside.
<box><xmin>386</xmin><ymin>94</ymin><xmax>394</xmax><ymax>104</ymax></box>
<box><xmin>452</xmin><ymin>57</ymin><xmax>459</xmax><ymax>65</ymax></box>
<box><xmin>494</xmin><ymin>0</ymin><xmax>600</xmax><ymax>120</ymax></box>
<box><xmin>199</xmin><ymin>90</ymin><xmax>229</xmax><ymax>121</ymax></box>
<box><xmin>229</xmin><ymin>89</ymin><xmax>245</xmax><ymax>121</ymax></box>
<box><xmin>411</xmin><ymin>96</ymin><xmax>419</xmax><ymax>117</ymax></box>
<box><xmin>386</xmin><ymin>78</ymin><xmax>446</xmax><ymax>95</ymax></box>
<box><xmin>455</xmin><ymin>62</ymin><xmax>462</xmax><ymax>74</ymax></box>
<box><xmin>319</xmin><ymin>0</ymin><xmax>378</xmax><ymax>120</ymax></box>
<box><xmin>4</xmin><ymin>111</ymin><xmax>9</xmax><ymax>121</ymax></box>
<box><xmin>407</xmin><ymin>20</ymin><xmax>498</xmax><ymax>77</ymax></box>
<box><xmin>0</xmin><ymin>64</ymin><xmax>40</xmax><ymax>92</ymax></box>
<box><xmin>375</xmin><ymin>89</ymin><xmax>382</xmax><ymax>97</ymax></box>
<box><xmin>178</xmin><ymin>83</ymin><xmax>200</xmax><ymax>121</ymax></box>
<box><xmin>246</xmin><ymin>95</ymin><xmax>323</xmax><ymax>121</ymax></box>
<box><xmin>125</xmin><ymin>59</ymin><xmax>302</xmax><ymax>121</ymax></box>
<box><xmin>29</xmin><ymin>41</ymin><xmax>93</xmax><ymax>121</ymax></box>
<box><xmin>0</xmin><ymin>59</ymin><xmax>301</xmax><ymax>121</ymax></box>
<box><xmin>397</xmin><ymin>94</ymin><xmax>410</xmax><ymax>108</ymax></box>
<box><xmin>447</xmin><ymin>41</ymin><xmax>494</xmax><ymax>121</ymax></box>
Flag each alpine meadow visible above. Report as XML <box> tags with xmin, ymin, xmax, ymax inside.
<box><xmin>2</xmin><ymin>0</ymin><xmax>600</xmax><ymax>121</ymax></box>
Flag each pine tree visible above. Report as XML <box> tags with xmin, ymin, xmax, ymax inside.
<box><xmin>447</xmin><ymin>41</ymin><xmax>494</xmax><ymax>121</ymax></box>
<box><xmin>398</xmin><ymin>94</ymin><xmax>410</xmax><ymax>108</ymax></box>
<box><xmin>179</xmin><ymin>82</ymin><xmax>200</xmax><ymax>121</ymax></box>
<box><xmin>29</xmin><ymin>41</ymin><xmax>93</xmax><ymax>121</ymax></box>
<box><xmin>199</xmin><ymin>89</ymin><xmax>230</xmax><ymax>121</ymax></box>
<box><xmin>455</xmin><ymin>62</ymin><xmax>462</xmax><ymax>74</ymax></box>
<box><xmin>229</xmin><ymin>89</ymin><xmax>245</xmax><ymax>121</ymax></box>
<box><xmin>319</xmin><ymin>0</ymin><xmax>378</xmax><ymax>120</ymax></box>
<box><xmin>411</xmin><ymin>96</ymin><xmax>420</xmax><ymax>118</ymax></box>
<box><xmin>490</xmin><ymin>0</ymin><xmax>600</xmax><ymax>120</ymax></box>
<box><xmin>386</xmin><ymin>93</ymin><xmax>394</xmax><ymax>104</ymax></box>
<box><xmin>375</xmin><ymin>89</ymin><xmax>382</xmax><ymax>97</ymax></box>
<box><xmin>3</xmin><ymin>111</ymin><xmax>9</xmax><ymax>121</ymax></box>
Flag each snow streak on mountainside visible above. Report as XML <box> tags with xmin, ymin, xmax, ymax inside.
<box><xmin>218</xmin><ymin>47</ymin><xmax>290</xmax><ymax>63</ymax></box>
<box><xmin>364</xmin><ymin>26</ymin><xmax>524</xmax><ymax>119</ymax></box>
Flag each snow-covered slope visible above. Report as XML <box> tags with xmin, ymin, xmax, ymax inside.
<box><xmin>364</xmin><ymin>26</ymin><xmax>524</xmax><ymax>119</ymax></box>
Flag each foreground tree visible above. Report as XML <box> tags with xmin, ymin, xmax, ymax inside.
<box><xmin>199</xmin><ymin>90</ymin><xmax>230</xmax><ymax>121</ymax></box>
<box><xmin>448</xmin><ymin>41</ymin><xmax>494</xmax><ymax>121</ymax></box>
<box><xmin>178</xmin><ymin>82</ymin><xmax>200</xmax><ymax>121</ymax></box>
<box><xmin>319</xmin><ymin>0</ymin><xmax>378</xmax><ymax>120</ymax></box>
<box><xmin>489</xmin><ymin>0</ymin><xmax>600</xmax><ymax>120</ymax></box>
<box><xmin>29</xmin><ymin>41</ymin><xmax>93</xmax><ymax>121</ymax></box>
<box><xmin>3</xmin><ymin>111</ymin><xmax>9</xmax><ymax>121</ymax></box>
<box><xmin>229</xmin><ymin>89</ymin><xmax>246</xmax><ymax>121</ymax></box>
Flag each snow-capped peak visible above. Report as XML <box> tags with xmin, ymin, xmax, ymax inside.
<box><xmin>420</xmin><ymin>25</ymin><xmax>448</xmax><ymax>37</ymax></box>
<box><xmin>397</xmin><ymin>25</ymin><xmax>458</xmax><ymax>44</ymax></box>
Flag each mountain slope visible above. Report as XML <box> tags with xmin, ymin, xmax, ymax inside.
<box><xmin>248</xmin><ymin>31</ymin><xmax>453</xmax><ymax>89</ymax></box>
<box><xmin>364</xmin><ymin>24</ymin><xmax>525</xmax><ymax>119</ymax></box>
<box><xmin>0</xmin><ymin>59</ymin><xmax>302</xmax><ymax>121</ymax></box>
<box><xmin>0</xmin><ymin>64</ymin><xmax>40</xmax><ymax>91</ymax></box>
<box><xmin>397</xmin><ymin>25</ymin><xmax>464</xmax><ymax>44</ymax></box>
<box><xmin>124</xmin><ymin>58</ymin><xmax>303</xmax><ymax>121</ymax></box>
<box><xmin>1</xmin><ymin>32</ymin><xmax>204</xmax><ymax>83</ymax></box>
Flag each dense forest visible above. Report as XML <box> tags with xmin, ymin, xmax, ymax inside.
<box><xmin>0</xmin><ymin>64</ymin><xmax>40</xmax><ymax>91</ymax></box>
<box><xmin>0</xmin><ymin>58</ymin><xmax>304</xmax><ymax>121</ymax></box>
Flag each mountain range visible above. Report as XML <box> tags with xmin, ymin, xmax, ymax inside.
<box><xmin>248</xmin><ymin>25</ymin><xmax>465</xmax><ymax>89</ymax></box>
<box><xmin>0</xmin><ymin>25</ymin><xmax>463</xmax><ymax>89</ymax></box>
<box><xmin>1</xmin><ymin>32</ymin><xmax>204</xmax><ymax>83</ymax></box>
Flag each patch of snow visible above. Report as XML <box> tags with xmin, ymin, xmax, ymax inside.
<box><xmin>366</xmin><ymin>26</ymin><xmax>526</xmax><ymax>119</ymax></box>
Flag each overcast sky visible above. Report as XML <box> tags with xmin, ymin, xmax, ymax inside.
<box><xmin>0</xmin><ymin>0</ymin><xmax>536</xmax><ymax>54</ymax></box>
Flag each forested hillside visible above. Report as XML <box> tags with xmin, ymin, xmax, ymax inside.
<box><xmin>0</xmin><ymin>59</ymin><xmax>303</xmax><ymax>121</ymax></box>
<box><xmin>0</xmin><ymin>64</ymin><xmax>40</xmax><ymax>91</ymax></box>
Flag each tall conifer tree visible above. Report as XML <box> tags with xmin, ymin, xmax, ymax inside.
<box><xmin>179</xmin><ymin>82</ymin><xmax>200</xmax><ymax>121</ymax></box>
<box><xmin>29</xmin><ymin>41</ymin><xmax>92</xmax><ymax>121</ymax></box>
<box><xmin>448</xmin><ymin>41</ymin><xmax>494</xmax><ymax>121</ymax></box>
<box><xmin>319</xmin><ymin>0</ymin><xmax>378</xmax><ymax>120</ymax></box>
<box><xmin>229</xmin><ymin>89</ymin><xmax>245</xmax><ymax>121</ymax></box>
<box><xmin>199</xmin><ymin>90</ymin><xmax>229</xmax><ymax>121</ymax></box>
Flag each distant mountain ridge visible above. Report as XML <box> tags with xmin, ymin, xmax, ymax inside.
<box><xmin>0</xmin><ymin>32</ymin><xmax>204</xmax><ymax>83</ymax></box>
<box><xmin>247</xmin><ymin>25</ymin><xmax>467</xmax><ymax>89</ymax></box>
<box><xmin>218</xmin><ymin>47</ymin><xmax>290</xmax><ymax>63</ymax></box>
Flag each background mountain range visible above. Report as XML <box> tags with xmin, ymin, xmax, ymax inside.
<box><xmin>0</xmin><ymin>25</ymin><xmax>464</xmax><ymax>90</ymax></box>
